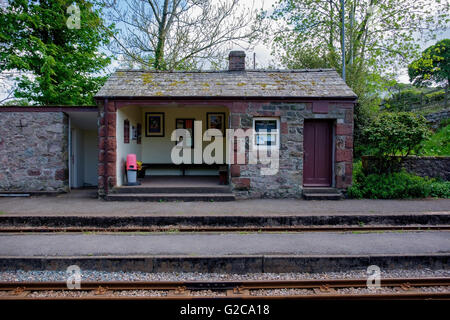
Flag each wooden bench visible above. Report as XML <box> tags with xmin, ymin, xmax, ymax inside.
<box><xmin>141</xmin><ymin>163</ymin><xmax>225</xmax><ymax>176</ymax></box>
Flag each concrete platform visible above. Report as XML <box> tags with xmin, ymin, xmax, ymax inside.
<box><xmin>1</xmin><ymin>213</ymin><xmax>449</xmax><ymax>229</ymax></box>
<box><xmin>0</xmin><ymin>231</ymin><xmax>448</xmax><ymax>272</ymax></box>
<box><xmin>0</xmin><ymin>190</ymin><xmax>448</xmax><ymax>216</ymax></box>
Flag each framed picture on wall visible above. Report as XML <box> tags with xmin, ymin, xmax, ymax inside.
<box><xmin>145</xmin><ymin>112</ymin><xmax>165</xmax><ymax>137</ymax></box>
<box><xmin>136</xmin><ymin>123</ymin><xmax>142</xmax><ymax>144</ymax></box>
<box><xmin>206</xmin><ymin>112</ymin><xmax>226</xmax><ymax>136</ymax></box>
<box><xmin>175</xmin><ymin>118</ymin><xmax>194</xmax><ymax>147</ymax></box>
<box><xmin>132</xmin><ymin>125</ymin><xmax>137</xmax><ymax>140</ymax></box>
<box><xmin>124</xmin><ymin>119</ymin><xmax>130</xmax><ymax>144</ymax></box>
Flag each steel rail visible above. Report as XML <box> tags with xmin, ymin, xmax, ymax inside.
<box><xmin>3</xmin><ymin>277</ymin><xmax>449</xmax><ymax>290</ymax></box>
<box><xmin>0</xmin><ymin>225</ymin><xmax>448</xmax><ymax>233</ymax></box>
<box><xmin>0</xmin><ymin>278</ymin><xmax>448</xmax><ymax>300</ymax></box>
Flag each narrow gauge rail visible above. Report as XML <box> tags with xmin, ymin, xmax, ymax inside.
<box><xmin>0</xmin><ymin>225</ymin><xmax>448</xmax><ymax>233</ymax></box>
<box><xmin>0</xmin><ymin>278</ymin><xmax>449</xmax><ymax>300</ymax></box>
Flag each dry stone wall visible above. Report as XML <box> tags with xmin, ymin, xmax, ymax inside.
<box><xmin>0</xmin><ymin>112</ymin><xmax>69</xmax><ymax>192</ymax></box>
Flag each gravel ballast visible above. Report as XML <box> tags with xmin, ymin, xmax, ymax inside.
<box><xmin>0</xmin><ymin>269</ymin><xmax>448</xmax><ymax>298</ymax></box>
<box><xmin>0</xmin><ymin>268</ymin><xmax>448</xmax><ymax>282</ymax></box>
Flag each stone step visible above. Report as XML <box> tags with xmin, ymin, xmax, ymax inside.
<box><xmin>105</xmin><ymin>193</ymin><xmax>236</xmax><ymax>202</ymax></box>
<box><xmin>112</xmin><ymin>186</ymin><xmax>232</xmax><ymax>194</ymax></box>
<box><xmin>303</xmin><ymin>187</ymin><xmax>341</xmax><ymax>194</ymax></box>
<box><xmin>303</xmin><ymin>193</ymin><xmax>343</xmax><ymax>200</ymax></box>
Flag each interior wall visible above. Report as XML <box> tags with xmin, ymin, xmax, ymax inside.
<box><xmin>71</xmin><ymin>126</ymin><xmax>84</xmax><ymax>188</ymax></box>
<box><xmin>115</xmin><ymin>105</ymin><xmax>229</xmax><ymax>181</ymax></box>
<box><xmin>71</xmin><ymin>127</ymin><xmax>98</xmax><ymax>188</ymax></box>
<box><xmin>116</xmin><ymin>106</ymin><xmax>142</xmax><ymax>186</ymax></box>
<box><xmin>141</xmin><ymin>105</ymin><xmax>228</xmax><ymax>176</ymax></box>
<box><xmin>83</xmin><ymin>130</ymin><xmax>98</xmax><ymax>186</ymax></box>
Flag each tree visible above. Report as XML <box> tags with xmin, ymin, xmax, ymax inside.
<box><xmin>0</xmin><ymin>0</ymin><xmax>114</xmax><ymax>105</ymax></box>
<box><xmin>266</xmin><ymin>0</ymin><xmax>448</xmax><ymax>82</ymax></box>
<box><xmin>263</xmin><ymin>0</ymin><xmax>449</xmax><ymax>156</ymax></box>
<box><xmin>408</xmin><ymin>39</ymin><xmax>450</xmax><ymax>87</ymax></box>
<box><xmin>103</xmin><ymin>0</ymin><xmax>264</xmax><ymax>70</ymax></box>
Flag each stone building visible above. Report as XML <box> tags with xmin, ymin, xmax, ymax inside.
<box><xmin>0</xmin><ymin>51</ymin><xmax>357</xmax><ymax>200</ymax></box>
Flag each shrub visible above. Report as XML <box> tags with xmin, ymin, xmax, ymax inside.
<box><xmin>352</xmin><ymin>161</ymin><xmax>365</xmax><ymax>184</ymax></box>
<box><xmin>348</xmin><ymin>169</ymin><xmax>450</xmax><ymax>199</ymax></box>
<box><xmin>363</xmin><ymin>112</ymin><xmax>431</xmax><ymax>172</ymax></box>
<box><xmin>364</xmin><ymin>112</ymin><xmax>431</xmax><ymax>158</ymax></box>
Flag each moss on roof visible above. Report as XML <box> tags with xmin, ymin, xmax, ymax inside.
<box><xmin>95</xmin><ymin>69</ymin><xmax>357</xmax><ymax>98</ymax></box>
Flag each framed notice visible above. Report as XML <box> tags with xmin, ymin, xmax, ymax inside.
<box><xmin>124</xmin><ymin>119</ymin><xmax>130</xmax><ymax>144</ymax></box>
<box><xmin>136</xmin><ymin>123</ymin><xmax>142</xmax><ymax>144</ymax></box>
<box><xmin>206</xmin><ymin>112</ymin><xmax>226</xmax><ymax>136</ymax></box>
<box><xmin>145</xmin><ymin>112</ymin><xmax>165</xmax><ymax>137</ymax></box>
<box><xmin>175</xmin><ymin>118</ymin><xmax>194</xmax><ymax>147</ymax></box>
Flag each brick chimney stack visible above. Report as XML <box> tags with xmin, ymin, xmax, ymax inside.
<box><xmin>228</xmin><ymin>51</ymin><xmax>246</xmax><ymax>71</ymax></box>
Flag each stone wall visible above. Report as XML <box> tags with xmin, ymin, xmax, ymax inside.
<box><xmin>228</xmin><ymin>101</ymin><xmax>354</xmax><ymax>199</ymax></box>
<box><xmin>425</xmin><ymin>109</ymin><xmax>450</xmax><ymax>129</ymax></box>
<box><xmin>98</xmin><ymin>100</ymin><xmax>354</xmax><ymax>199</ymax></box>
<box><xmin>0</xmin><ymin>112</ymin><xmax>69</xmax><ymax>192</ymax></box>
<box><xmin>97</xmin><ymin>100</ymin><xmax>117</xmax><ymax>196</ymax></box>
<box><xmin>362</xmin><ymin>156</ymin><xmax>450</xmax><ymax>181</ymax></box>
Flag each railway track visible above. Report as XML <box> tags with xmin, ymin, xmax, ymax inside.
<box><xmin>0</xmin><ymin>225</ymin><xmax>448</xmax><ymax>233</ymax></box>
<box><xmin>0</xmin><ymin>278</ymin><xmax>449</xmax><ymax>300</ymax></box>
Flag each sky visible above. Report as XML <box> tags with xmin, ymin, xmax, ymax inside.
<box><xmin>0</xmin><ymin>0</ymin><xmax>449</xmax><ymax>102</ymax></box>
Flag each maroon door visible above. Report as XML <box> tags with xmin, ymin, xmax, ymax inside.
<box><xmin>303</xmin><ymin>120</ymin><xmax>332</xmax><ymax>186</ymax></box>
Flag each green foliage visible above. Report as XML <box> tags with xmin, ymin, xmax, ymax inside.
<box><xmin>264</xmin><ymin>0</ymin><xmax>448</xmax><ymax>158</ymax></box>
<box><xmin>425</xmin><ymin>90</ymin><xmax>445</xmax><ymax>102</ymax></box>
<box><xmin>352</xmin><ymin>161</ymin><xmax>365</xmax><ymax>184</ymax></box>
<box><xmin>0</xmin><ymin>0</ymin><xmax>114</xmax><ymax>105</ymax></box>
<box><xmin>364</xmin><ymin>112</ymin><xmax>431</xmax><ymax>158</ymax></box>
<box><xmin>439</xmin><ymin>118</ymin><xmax>450</xmax><ymax>128</ymax></box>
<box><xmin>383</xmin><ymin>87</ymin><xmax>445</xmax><ymax>112</ymax></box>
<box><xmin>408</xmin><ymin>39</ymin><xmax>450</xmax><ymax>87</ymax></box>
<box><xmin>419</xmin><ymin>124</ymin><xmax>450</xmax><ymax>156</ymax></box>
<box><xmin>348</xmin><ymin>170</ymin><xmax>450</xmax><ymax>199</ymax></box>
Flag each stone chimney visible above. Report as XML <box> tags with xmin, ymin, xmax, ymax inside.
<box><xmin>228</xmin><ymin>51</ymin><xmax>246</xmax><ymax>71</ymax></box>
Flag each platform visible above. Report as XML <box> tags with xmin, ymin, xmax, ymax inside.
<box><xmin>0</xmin><ymin>190</ymin><xmax>448</xmax><ymax>216</ymax></box>
<box><xmin>0</xmin><ymin>231</ymin><xmax>448</xmax><ymax>273</ymax></box>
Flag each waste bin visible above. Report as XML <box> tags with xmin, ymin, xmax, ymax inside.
<box><xmin>126</xmin><ymin>154</ymin><xmax>139</xmax><ymax>185</ymax></box>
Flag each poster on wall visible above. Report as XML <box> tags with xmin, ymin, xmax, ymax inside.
<box><xmin>175</xmin><ymin>118</ymin><xmax>194</xmax><ymax>147</ymax></box>
<box><xmin>136</xmin><ymin>123</ymin><xmax>142</xmax><ymax>144</ymax></box>
<box><xmin>124</xmin><ymin>119</ymin><xmax>130</xmax><ymax>144</ymax></box>
<box><xmin>145</xmin><ymin>112</ymin><xmax>165</xmax><ymax>137</ymax></box>
<box><xmin>206</xmin><ymin>112</ymin><xmax>226</xmax><ymax>136</ymax></box>
<box><xmin>132</xmin><ymin>126</ymin><xmax>137</xmax><ymax>140</ymax></box>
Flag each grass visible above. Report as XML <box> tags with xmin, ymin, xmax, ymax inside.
<box><xmin>419</xmin><ymin>124</ymin><xmax>450</xmax><ymax>156</ymax></box>
<box><xmin>0</xmin><ymin>211</ymin><xmax>7</xmax><ymax>215</ymax></box>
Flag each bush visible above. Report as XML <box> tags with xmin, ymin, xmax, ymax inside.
<box><xmin>364</xmin><ymin>112</ymin><xmax>431</xmax><ymax>158</ymax></box>
<box><xmin>348</xmin><ymin>169</ymin><xmax>450</xmax><ymax>199</ymax></box>
<box><xmin>363</xmin><ymin>112</ymin><xmax>431</xmax><ymax>172</ymax></box>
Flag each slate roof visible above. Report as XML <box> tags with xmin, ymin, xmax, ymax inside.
<box><xmin>95</xmin><ymin>69</ymin><xmax>357</xmax><ymax>99</ymax></box>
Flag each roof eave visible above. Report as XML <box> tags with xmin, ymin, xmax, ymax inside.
<box><xmin>94</xmin><ymin>95</ymin><xmax>358</xmax><ymax>102</ymax></box>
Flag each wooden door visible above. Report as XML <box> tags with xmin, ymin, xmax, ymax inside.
<box><xmin>303</xmin><ymin>120</ymin><xmax>333</xmax><ymax>186</ymax></box>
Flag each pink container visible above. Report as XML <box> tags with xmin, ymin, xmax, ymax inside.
<box><xmin>126</xmin><ymin>154</ymin><xmax>137</xmax><ymax>171</ymax></box>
